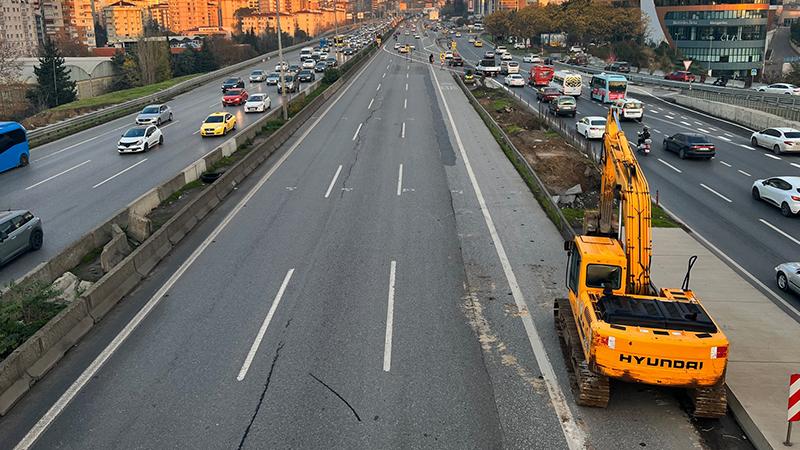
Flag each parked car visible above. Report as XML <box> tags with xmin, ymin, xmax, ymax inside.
<box><xmin>757</xmin><ymin>83</ymin><xmax>800</xmax><ymax>95</ymax></box>
<box><xmin>222</xmin><ymin>77</ymin><xmax>245</xmax><ymax>92</ymax></box>
<box><xmin>135</xmin><ymin>104</ymin><xmax>173</xmax><ymax>125</ymax></box>
<box><xmin>298</xmin><ymin>69</ymin><xmax>315</xmax><ymax>82</ymax></box>
<box><xmin>752</xmin><ymin>176</ymin><xmax>800</xmax><ymax>216</ymax></box>
<box><xmin>775</xmin><ymin>261</ymin><xmax>800</xmax><ymax>293</ymax></box>
<box><xmin>537</xmin><ymin>86</ymin><xmax>561</xmax><ymax>102</ymax></box>
<box><xmin>200</xmin><ymin>112</ymin><xmax>236</xmax><ymax>137</ymax></box>
<box><xmin>604</xmin><ymin>61</ymin><xmax>631</xmax><ymax>73</ymax></box>
<box><xmin>549</xmin><ymin>95</ymin><xmax>577</xmax><ymax>117</ymax></box>
<box><xmin>662</xmin><ymin>133</ymin><xmax>715</xmax><ymax>159</ymax></box>
<box><xmin>513</xmin><ymin>42</ymin><xmax>526</xmax><ymax>49</ymax></box>
<box><xmin>222</xmin><ymin>88</ymin><xmax>248</xmax><ymax>106</ymax></box>
<box><xmin>751</xmin><ymin>128</ymin><xmax>800</xmax><ymax>154</ymax></box>
<box><xmin>0</xmin><ymin>210</ymin><xmax>43</xmax><ymax>266</ymax></box>
<box><xmin>244</xmin><ymin>93</ymin><xmax>271</xmax><ymax>113</ymax></box>
<box><xmin>266</xmin><ymin>72</ymin><xmax>281</xmax><ymax>85</ymax></box>
<box><xmin>249</xmin><ymin>70</ymin><xmax>267</xmax><ymax>82</ymax></box>
<box><xmin>664</xmin><ymin>71</ymin><xmax>696</xmax><ymax>82</ymax></box>
<box><xmin>118</xmin><ymin>125</ymin><xmax>163</xmax><ymax>153</ymax></box>
<box><xmin>576</xmin><ymin>116</ymin><xmax>606</xmax><ymax>139</ymax></box>
<box><xmin>504</xmin><ymin>73</ymin><xmax>526</xmax><ymax>87</ymax></box>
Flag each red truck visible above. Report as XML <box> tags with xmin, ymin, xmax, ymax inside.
<box><xmin>529</xmin><ymin>65</ymin><xmax>554</xmax><ymax>87</ymax></box>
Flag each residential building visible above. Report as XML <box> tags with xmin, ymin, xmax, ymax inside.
<box><xmin>0</xmin><ymin>0</ymin><xmax>40</xmax><ymax>56</ymax></box>
<box><xmin>62</xmin><ymin>0</ymin><xmax>96</xmax><ymax>48</ymax></box>
<box><xmin>168</xmin><ymin>0</ymin><xmax>215</xmax><ymax>33</ymax></box>
<box><xmin>239</xmin><ymin>11</ymin><xmax>296</xmax><ymax>34</ymax></box>
<box><xmin>218</xmin><ymin>0</ymin><xmax>250</xmax><ymax>31</ymax></box>
<box><xmin>103</xmin><ymin>0</ymin><xmax>144</xmax><ymax>41</ymax></box>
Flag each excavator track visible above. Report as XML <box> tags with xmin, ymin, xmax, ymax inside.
<box><xmin>690</xmin><ymin>384</ymin><xmax>728</xmax><ymax>419</ymax></box>
<box><xmin>554</xmin><ymin>298</ymin><xmax>610</xmax><ymax>408</ymax></box>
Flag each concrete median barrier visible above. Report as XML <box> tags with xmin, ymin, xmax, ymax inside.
<box><xmin>84</xmin><ymin>256</ymin><xmax>142</xmax><ymax>321</ymax></box>
<box><xmin>132</xmin><ymin>229</ymin><xmax>172</xmax><ymax>277</ymax></box>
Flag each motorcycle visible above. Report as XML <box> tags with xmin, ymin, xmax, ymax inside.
<box><xmin>637</xmin><ymin>138</ymin><xmax>652</xmax><ymax>155</ymax></box>
<box><xmin>712</xmin><ymin>77</ymin><xmax>728</xmax><ymax>87</ymax></box>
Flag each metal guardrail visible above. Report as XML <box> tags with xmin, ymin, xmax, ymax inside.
<box><xmin>26</xmin><ymin>27</ymin><xmax>365</xmax><ymax>148</ymax></box>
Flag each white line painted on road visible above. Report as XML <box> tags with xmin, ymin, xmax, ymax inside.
<box><xmin>376</xmin><ymin>83</ymin><xmax>381</xmax><ymax>91</ymax></box>
<box><xmin>401</xmin><ymin>122</ymin><xmax>405</xmax><ymax>138</ymax></box>
<box><xmin>386</xmin><ymin>64</ymin><xmax>390</xmax><ymax>69</ymax></box>
<box><xmin>159</xmin><ymin>120</ymin><xmax>180</xmax><ymax>129</ymax></box>
<box><xmin>707</xmin><ymin>127</ymin><xmax>717</xmax><ymax>132</ymax></box>
<box><xmin>353</xmin><ymin>122</ymin><xmax>363</xmax><ymax>141</ymax></box>
<box><xmin>665</xmin><ymin>115</ymin><xmax>675</xmax><ymax>120</ymax></box>
<box><xmin>765</xmin><ymin>153</ymin><xmax>782</xmax><ymax>160</ymax></box>
<box><xmin>680</xmin><ymin>121</ymin><xmax>691</xmax><ymax>126</ymax></box>
<box><xmin>700</xmin><ymin>183</ymin><xmax>732</xmax><ymax>203</ymax></box>
<box><xmin>653</xmin><ymin>129</ymin><xmax>662</xmax><ymax>134</ymax></box>
<box><xmin>650</xmin><ymin>110</ymin><xmax>659</xmax><ymax>114</ymax></box>
<box><xmin>405</xmin><ymin>83</ymin><xmax>408</xmax><ymax>91</ymax></box>
<box><xmin>726</xmin><ymin>133</ymin><xmax>734</xmax><ymax>138</ymax></box>
<box><xmin>695</xmin><ymin>121</ymin><xmax>704</xmax><ymax>126</ymax></box>
<box><xmin>738</xmin><ymin>143</ymin><xmax>754</xmax><ymax>150</ymax></box>
<box><xmin>792</xmin><ymin>163</ymin><xmax>800</xmax><ymax>170</ymax></box>
<box><xmin>760</xmin><ymin>218</ymin><xmax>800</xmax><ymax>246</ymax></box>
<box><xmin>719</xmin><ymin>160</ymin><xmax>731</xmax><ymax>167</ymax></box>
<box><xmin>406</xmin><ymin>72</ymin><xmax>409</xmax><ymax>79</ymax></box>
<box><xmin>717</xmin><ymin>135</ymin><xmax>731</xmax><ymax>142</ymax></box>
<box><xmin>397</xmin><ymin>164</ymin><xmax>403</xmax><ymax>196</ymax></box>
<box><xmin>368</xmin><ymin>98</ymin><xmax>374</xmax><ymax>109</ymax></box>
<box><xmin>383</xmin><ymin>260</ymin><xmax>397</xmax><ymax>372</ymax></box>
<box><xmin>430</xmin><ymin>64</ymin><xmax>587</xmax><ymax>450</ymax></box>
<box><xmin>10</xmin><ymin>49</ymin><xmax>380</xmax><ymax>450</ymax></box>
<box><xmin>738</xmin><ymin>169</ymin><xmax>752</xmax><ymax>177</ymax></box>
<box><xmin>209</xmin><ymin>101</ymin><xmax>220</xmax><ymax>108</ymax></box>
<box><xmin>698</xmin><ymin>128</ymin><xmax>710</xmax><ymax>134</ymax></box>
<box><xmin>25</xmin><ymin>160</ymin><xmax>91</xmax><ymax>190</ymax></box>
<box><xmin>382</xmin><ymin>72</ymin><xmax>386</xmax><ymax>78</ymax></box>
<box><xmin>192</xmin><ymin>129</ymin><xmax>200</xmax><ymax>135</ymax></box>
<box><xmin>657</xmin><ymin>158</ymin><xmax>682</xmax><ymax>173</ymax></box>
<box><xmin>324</xmin><ymin>165</ymin><xmax>343</xmax><ymax>198</ymax></box>
<box><xmin>92</xmin><ymin>159</ymin><xmax>148</xmax><ymax>189</ymax></box>
<box><xmin>404</xmin><ymin>98</ymin><xmax>407</xmax><ymax>109</ymax></box>
<box><xmin>237</xmin><ymin>269</ymin><xmax>295</xmax><ymax>381</ymax></box>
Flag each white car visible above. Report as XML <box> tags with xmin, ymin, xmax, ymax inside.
<box><xmin>513</xmin><ymin>42</ymin><xmax>525</xmax><ymax>49</ymax></box>
<box><xmin>569</xmin><ymin>46</ymin><xmax>584</xmax><ymax>53</ymax></box>
<box><xmin>501</xmin><ymin>52</ymin><xmax>513</xmax><ymax>61</ymax></box>
<box><xmin>757</xmin><ymin>83</ymin><xmax>800</xmax><ymax>95</ymax></box>
<box><xmin>244</xmin><ymin>93</ymin><xmax>271</xmax><ymax>113</ymax></box>
<box><xmin>504</xmin><ymin>73</ymin><xmax>525</xmax><ymax>87</ymax></box>
<box><xmin>495</xmin><ymin>46</ymin><xmax>507</xmax><ymax>55</ymax></box>
<box><xmin>118</xmin><ymin>125</ymin><xmax>163</xmax><ymax>153</ymax></box>
<box><xmin>484</xmin><ymin>51</ymin><xmax>495</xmax><ymax>59</ymax></box>
<box><xmin>523</xmin><ymin>54</ymin><xmax>542</xmax><ymax>64</ymax></box>
<box><xmin>455</xmin><ymin>32</ymin><xmax>462</xmax><ymax>37</ymax></box>
<box><xmin>274</xmin><ymin>61</ymin><xmax>288</xmax><ymax>72</ymax></box>
<box><xmin>468</xmin><ymin>37</ymin><xmax>475</xmax><ymax>43</ymax></box>
<box><xmin>750</xmin><ymin>128</ymin><xmax>800</xmax><ymax>155</ymax></box>
<box><xmin>445</xmin><ymin>50</ymin><xmax>453</xmax><ymax>59</ymax></box>
<box><xmin>752</xmin><ymin>176</ymin><xmax>800</xmax><ymax>216</ymax></box>
<box><xmin>301</xmin><ymin>59</ymin><xmax>315</xmax><ymax>69</ymax></box>
<box><xmin>576</xmin><ymin>116</ymin><xmax>607</xmax><ymax>139</ymax></box>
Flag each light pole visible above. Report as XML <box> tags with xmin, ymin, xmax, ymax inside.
<box><xmin>276</xmin><ymin>0</ymin><xmax>288</xmax><ymax>120</ymax></box>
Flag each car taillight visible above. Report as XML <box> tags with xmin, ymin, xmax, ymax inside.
<box><xmin>786</xmin><ymin>141</ymin><xmax>795</xmax><ymax>145</ymax></box>
<box><xmin>710</xmin><ymin>345</ymin><xmax>728</xmax><ymax>359</ymax></box>
<box><xmin>792</xmin><ymin>196</ymin><xmax>800</xmax><ymax>201</ymax></box>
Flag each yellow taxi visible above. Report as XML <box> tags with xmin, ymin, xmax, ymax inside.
<box><xmin>200</xmin><ymin>112</ymin><xmax>236</xmax><ymax>137</ymax></box>
<box><xmin>398</xmin><ymin>45</ymin><xmax>409</xmax><ymax>53</ymax></box>
<box><xmin>474</xmin><ymin>40</ymin><xmax>483</xmax><ymax>48</ymax></box>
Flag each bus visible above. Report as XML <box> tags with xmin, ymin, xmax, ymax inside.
<box><xmin>590</xmin><ymin>73</ymin><xmax>628</xmax><ymax>103</ymax></box>
<box><xmin>0</xmin><ymin>122</ymin><xmax>30</xmax><ymax>174</ymax></box>
<box><xmin>552</xmin><ymin>70</ymin><xmax>582</xmax><ymax>97</ymax></box>
<box><xmin>529</xmin><ymin>65</ymin><xmax>554</xmax><ymax>87</ymax></box>
<box><xmin>333</xmin><ymin>35</ymin><xmax>346</xmax><ymax>48</ymax></box>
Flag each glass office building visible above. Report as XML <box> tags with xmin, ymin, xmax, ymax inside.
<box><xmin>653</xmin><ymin>0</ymin><xmax>771</xmax><ymax>77</ymax></box>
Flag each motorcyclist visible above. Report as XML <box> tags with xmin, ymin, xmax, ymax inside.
<box><xmin>429</xmin><ymin>53</ymin><xmax>434</xmax><ymax>64</ymax></box>
<box><xmin>637</xmin><ymin>126</ymin><xmax>651</xmax><ymax>147</ymax></box>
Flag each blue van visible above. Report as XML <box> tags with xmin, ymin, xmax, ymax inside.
<box><xmin>0</xmin><ymin>122</ymin><xmax>30</xmax><ymax>174</ymax></box>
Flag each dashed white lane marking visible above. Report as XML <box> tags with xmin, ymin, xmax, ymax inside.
<box><xmin>695</xmin><ymin>121</ymin><xmax>704</xmax><ymax>126</ymax></box>
<box><xmin>382</xmin><ymin>72</ymin><xmax>386</xmax><ymax>78</ymax></box>
<box><xmin>25</xmin><ymin>160</ymin><xmax>91</xmax><ymax>190</ymax></box>
<box><xmin>725</xmin><ymin>133</ymin><xmax>734</xmax><ymax>138</ymax></box>
<box><xmin>650</xmin><ymin>110</ymin><xmax>659</xmax><ymax>114</ymax></box>
<box><xmin>792</xmin><ymin>163</ymin><xmax>800</xmax><ymax>170</ymax></box>
<box><xmin>658</xmin><ymin>158</ymin><xmax>682</xmax><ymax>173</ymax></box>
<box><xmin>700</xmin><ymin>183</ymin><xmax>732</xmax><ymax>203</ymax></box>
<box><xmin>708</xmin><ymin>127</ymin><xmax>718</xmax><ymax>132</ymax></box>
<box><xmin>680</xmin><ymin>121</ymin><xmax>692</xmax><ymax>126</ymax></box>
<box><xmin>383</xmin><ymin>260</ymin><xmax>397</xmax><ymax>372</ymax></box>
<box><xmin>738</xmin><ymin>143</ymin><xmax>754</xmax><ymax>150</ymax></box>
<box><xmin>765</xmin><ymin>153</ymin><xmax>782</xmax><ymax>160</ymax></box>
<box><xmin>237</xmin><ymin>269</ymin><xmax>295</xmax><ymax>381</ymax></box>
<box><xmin>368</xmin><ymin>98</ymin><xmax>374</xmax><ymax>109</ymax></box>
<box><xmin>397</xmin><ymin>164</ymin><xmax>403</xmax><ymax>196</ymax></box>
<box><xmin>719</xmin><ymin>160</ymin><xmax>732</xmax><ymax>167</ymax></box>
<box><xmin>653</xmin><ymin>129</ymin><xmax>662</xmax><ymax>134</ymax></box>
<box><xmin>401</xmin><ymin>122</ymin><xmax>406</xmax><ymax>138</ymax></box>
<box><xmin>738</xmin><ymin>169</ymin><xmax>752</xmax><ymax>177</ymax></box>
<box><xmin>665</xmin><ymin>115</ymin><xmax>675</xmax><ymax>120</ymax></box>
<box><xmin>376</xmin><ymin>83</ymin><xmax>381</xmax><ymax>91</ymax></box>
<box><xmin>406</xmin><ymin>72</ymin><xmax>409</xmax><ymax>79</ymax></box>
<box><xmin>718</xmin><ymin>136</ymin><xmax>731</xmax><ymax>142</ymax></box>
<box><xmin>404</xmin><ymin>98</ymin><xmax>407</xmax><ymax>109</ymax></box>
<box><xmin>760</xmin><ymin>218</ymin><xmax>800</xmax><ymax>246</ymax></box>
<box><xmin>405</xmin><ymin>83</ymin><xmax>408</xmax><ymax>91</ymax></box>
<box><xmin>698</xmin><ymin>128</ymin><xmax>710</xmax><ymax>134</ymax></box>
<box><xmin>324</xmin><ymin>165</ymin><xmax>343</xmax><ymax>198</ymax></box>
<box><xmin>92</xmin><ymin>159</ymin><xmax>148</xmax><ymax>189</ymax></box>
<box><xmin>353</xmin><ymin>122</ymin><xmax>363</xmax><ymax>141</ymax></box>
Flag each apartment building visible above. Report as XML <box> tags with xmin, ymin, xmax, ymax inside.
<box><xmin>62</xmin><ymin>0</ymin><xmax>95</xmax><ymax>48</ymax></box>
<box><xmin>103</xmin><ymin>0</ymin><xmax>144</xmax><ymax>41</ymax></box>
<box><xmin>0</xmin><ymin>0</ymin><xmax>40</xmax><ymax>56</ymax></box>
<box><xmin>168</xmin><ymin>0</ymin><xmax>216</xmax><ymax>33</ymax></box>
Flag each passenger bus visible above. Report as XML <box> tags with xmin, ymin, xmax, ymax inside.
<box><xmin>0</xmin><ymin>122</ymin><xmax>30</xmax><ymax>174</ymax></box>
<box><xmin>590</xmin><ymin>73</ymin><xmax>628</xmax><ymax>103</ymax></box>
<box><xmin>528</xmin><ymin>65</ymin><xmax>554</xmax><ymax>87</ymax></box>
<box><xmin>552</xmin><ymin>70</ymin><xmax>582</xmax><ymax>97</ymax></box>
<box><xmin>333</xmin><ymin>35</ymin><xmax>346</xmax><ymax>48</ymax></box>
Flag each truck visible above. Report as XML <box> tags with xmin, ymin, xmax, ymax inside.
<box><xmin>476</xmin><ymin>58</ymin><xmax>500</xmax><ymax>77</ymax></box>
<box><xmin>555</xmin><ymin>108</ymin><xmax>729</xmax><ymax>418</ymax></box>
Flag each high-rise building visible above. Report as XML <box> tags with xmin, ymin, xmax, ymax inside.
<box><xmin>167</xmin><ymin>0</ymin><xmax>214</xmax><ymax>33</ymax></box>
<box><xmin>218</xmin><ymin>0</ymin><xmax>249</xmax><ymax>31</ymax></box>
<box><xmin>62</xmin><ymin>0</ymin><xmax>96</xmax><ymax>48</ymax></box>
<box><xmin>0</xmin><ymin>0</ymin><xmax>41</xmax><ymax>56</ymax></box>
<box><xmin>103</xmin><ymin>0</ymin><xmax>144</xmax><ymax>41</ymax></box>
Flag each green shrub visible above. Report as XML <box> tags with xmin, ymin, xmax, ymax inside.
<box><xmin>1</xmin><ymin>282</ymin><xmax>64</xmax><ymax>360</ymax></box>
<box><xmin>323</xmin><ymin>68</ymin><xmax>341</xmax><ymax>84</ymax></box>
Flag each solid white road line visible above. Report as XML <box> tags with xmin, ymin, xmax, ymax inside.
<box><xmin>383</xmin><ymin>260</ymin><xmax>397</xmax><ymax>372</ymax></box>
<box><xmin>11</xmin><ymin>48</ymin><xmax>379</xmax><ymax>450</ymax></box>
<box><xmin>719</xmin><ymin>160</ymin><xmax>732</xmax><ymax>167</ymax></box>
<box><xmin>368</xmin><ymin>98</ymin><xmax>374</xmax><ymax>109</ymax></box>
<box><xmin>397</xmin><ymin>164</ymin><xmax>403</xmax><ymax>196</ymax></box>
<box><xmin>657</xmin><ymin>158</ymin><xmax>682</xmax><ymax>173</ymax></box>
<box><xmin>430</xmin><ymin>65</ymin><xmax>587</xmax><ymax>450</ymax></box>
<box><xmin>92</xmin><ymin>159</ymin><xmax>148</xmax><ymax>189</ymax></box>
<box><xmin>353</xmin><ymin>122</ymin><xmax>363</xmax><ymax>141</ymax></box>
<box><xmin>766</xmin><ymin>154</ymin><xmax>782</xmax><ymax>160</ymax></box>
<box><xmin>718</xmin><ymin>136</ymin><xmax>731</xmax><ymax>142</ymax></box>
<box><xmin>738</xmin><ymin>169</ymin><xmax>752</xmax><ymax>177</ymax></box>
<box><xmin>237</xmin><ymin>269</ymin><xmax>295</xmax><ymax>381</ymax></box>
<box><xmin>700</xmin><ymin>183</ymin><xmax>732</xmax><ymax>203</ymax></box>
<box><xmin>376</xmin><ymin>83</ymin><xmax>381</xmax><ymax>91</ymax></box>
<box><xmin>324</xmin><ymin>165</ymin><xmax>343</xmax><ymax>198</ymax></box>
<box><xmin>404</xmin><ymin>98</ymin><xmax>407</xmax><ymax>109</ymax></box>
<box><xmin>401</xmin><ymin>122</ymin><xmax>405</xmax><ymax>138</ymax></box>
<box><xmin>760</xmin><ymin>218</ymin><xmax>800</xmax><ymax>246</ymax></box>
<box><xmin>25</xmin><ymin>160</ymin><xmax>91</xmax><ymax>190</ymax></box>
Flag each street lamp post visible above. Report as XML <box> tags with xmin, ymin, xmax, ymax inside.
<box><xmin>276</xmin><ymin>0</ymin><xmax>288</xmax><ymax>120</ymax></box>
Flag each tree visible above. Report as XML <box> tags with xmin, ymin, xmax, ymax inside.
<box><xmin>135</xmin><ymin>38</ymin><xmax>172</xmax><ymax>85</ymax></box>
<box><xmin>110</xmin><ymin>51</ymin><xmax>139</xmax><ymax>90</ymax></box>
<box><xmin>195</xmin><ymin>40</ymin><xmax>219</xmax><ymax>72</ymax></box>
<box><xmin>485</xmin><ymin>10</ymin><xmax>512</xmax><ymax>42</ymax></box>
<box><xmin>52</xmin><ymin>30</ymin><xmax>90</xmax><ymax>56</ymax></box>
<box><xmin>95</xmin><ymin>20</ymin><xmax>108</xmax><ymax>47</ymax></box>
<box><xmin>0</xmin><ymin>37</ymin><xmax>22</xmax><ymax>85</ymax></box>
<box><xmin>26</xmin><ymin>37</ymin><xmax>77</xmax><ymax>108</ymax></box>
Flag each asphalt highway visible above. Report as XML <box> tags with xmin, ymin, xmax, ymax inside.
<box><xmin>452</xmin><ymin>33</ymin><xmax>800</xmax><ymax>324</ymax></box>
<box><xmin>0</xmin><ymin>39</ymin><xmax>356</xmax><ymax>284</ymax></box>
<box><xmin>0</xmin><ymin>25</ymin><xmax>750</xmax><ymax>450</ymax></box>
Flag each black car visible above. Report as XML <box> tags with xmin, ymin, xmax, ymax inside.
<box><xmin>604</xmin><ymin>61</ymin><xmax>631</xmax><ymax>73</ymax></box>
<box><xmin>662</xmin><ymin>133</ymin><xmax>716</xmax><ymax>160</ymax></box>
<box><xmin>298</xmin><ymin>69</ymin><xmax>315</xmax><ymax>82</ymax></box>
<box><xmin>343</xmin><ymin>47</ymin><xmax>355</xmax><ymax>55</ymax></box>
<box><xmin>314</xmin><ymin>61</ymin><xmax>327</xmax><ymax>73</ymax></box>
<box><xmin>222</xmin><ymin>77</ymin><xmax>245</xmax><ymax>92</ymax></box>
<box><xmin>548</xmin><ymin>95</ymin><xmax>577</xmax><ymax>117</ymax></box>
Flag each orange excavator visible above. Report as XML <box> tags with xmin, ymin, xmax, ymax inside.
<box><xmin>554</xmin><ymin>108</ymin><xmax>729</xmax><ymax>417</ymax></box>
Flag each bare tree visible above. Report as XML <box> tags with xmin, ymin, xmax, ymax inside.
<box><xmin>136</xmin><ymin>37</ymin><xmax>172</xmax><ymax>86</ymax></box>
<box><xmin>0</xmin><ymin>37</ymin><xmax>22</xmax><ymax>85</ymax></box>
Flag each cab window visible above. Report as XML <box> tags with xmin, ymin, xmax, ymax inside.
<box><xmin>586</xmin><ymin>264</ymin><xmax>622</xmax><ymax>289</ymax></box>
<box><xmin>567</xmin><ymin>251</ymin><xmax>581</xmax><ymax>293</ymax></box>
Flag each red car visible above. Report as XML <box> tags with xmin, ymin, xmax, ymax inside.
<box><xmin>537</xmin><ymin>86</ymin><xmax>561</xmax><ymax>102</ymax></box>
<box><xmin>664</xmin><ymin>71</ymin><xmax>696</xmax><ymax>82</ymax></box>
<box><xmin>222</xmin><ymin>88</ymin><xmax>248</xmax><ymax>106</ymax></box>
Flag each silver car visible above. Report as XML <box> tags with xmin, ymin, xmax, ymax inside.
<box><xmin>775</xmin><ymin>262</ymin><xmax>800</xmax><ymax>293</ymax></box>
<box><xmin>0</xmin><ymin>210</ymin><xmax>43</xmax><ymax>266</ymax></box>
<box><xmin>136</xmin><ymin>104</ymin><xmax>172</xmax><ymax>125</ymax></box>
<box><xmin>249</xmin><ymin>70</ymin><xmax>267</xmax><ymax>82</ymax></box>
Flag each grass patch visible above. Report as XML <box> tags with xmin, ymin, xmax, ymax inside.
<box><xmin>492</xmin><ymin>99</ymin><xmax>511</xmax><ymax>110</ymax></box>
<box><xmin>543</xmin><ymin>130</ymin><xmax>559</xmax><ymax>138</ymax></box>
<box><xmin>162</xmin><ymin>180</ymin><xmax>203</xmax><ymax>207</ymax></box>
<box><xmin>1</xmin><ymin>282</ymin><xmax>64</xmax><ymax>360</ymax></box>
<box><xmin>506</xmin><ymin>124</ymin><xmax>523</xmax><ymax>134</ymax></box>
<box><xmin>561</xmin><ymin>207</ymin><xmax>584</xmax><ymax>226</ymax></box>
<box><xmin>52</xmin><ymin>74</ymin><xmax>201</xmax><ymax>112</ymax></box>
<box><xmin>652</xmin><ymin>204</ymin><xmax>680</xmax><ymax>228</ymax></box>
<box><xmin>80</xmin><ymin>246</ymin><xmax>103</xmax><ymax>266</ymax></box>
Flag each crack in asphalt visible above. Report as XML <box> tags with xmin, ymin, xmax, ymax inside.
<box><xmin>339</xmin><ymin>104</ymin><xmax>380</xmax><ymax>196</ymax></box>
<box><xmin>308</xmin><ymin>372</ymin><xmax>362</xmax><ymax>422</ymax></box>
<box><xmin>237</xmin><ymin>341</ymin><xmax>285</xmax><ymax>450</ymax></box>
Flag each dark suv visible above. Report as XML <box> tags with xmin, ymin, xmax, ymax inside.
<box><xmin>605</xmin><ymin>61</ymin><xmax>631</xmax><ymax>73</ymax></box>
<box><xmin>549</xmin><ymin>95</ymin><xmax>577</xmax><ymax>117</ymax></box>
<box><xmin>0</xmin><ymin>210</ymin><xmax>43</xmax><ymax>266</ymax></box>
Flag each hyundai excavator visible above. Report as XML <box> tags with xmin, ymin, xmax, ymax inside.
<box><xmin>554</xmin><ymin>108</ymin><xmax>729</xmax><ymax>418</ymax></box>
